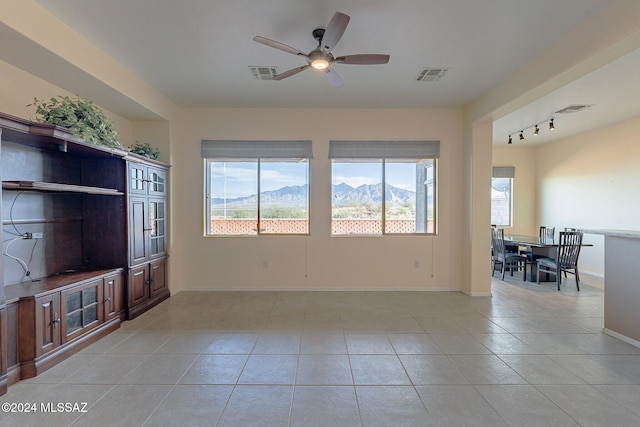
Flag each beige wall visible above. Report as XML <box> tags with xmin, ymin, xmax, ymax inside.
<box><xmin>460</xmin><ymin>120</ymin><xmax>493</xmax><ymax>296</ymax></box>
<box><xmin>173</xmin><ymin>108</ymin><xmax>464</xmax><ymax>291</ymax></box>
<box><xmin>0</xmin><ymin>59</ymin><xmax>134</xmax><ymax>144</ymax></box>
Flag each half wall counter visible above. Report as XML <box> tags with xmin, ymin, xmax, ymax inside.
<box><xmin>584</xmin><ymin>229</ymin><xmax>640</xmax><ymax>347</ymax></box>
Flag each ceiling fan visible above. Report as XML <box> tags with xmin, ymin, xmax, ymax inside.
<box><xmin>253</xmin><ymin>12</ymin><xmax>390</xmax><ymax>88</ymax></box>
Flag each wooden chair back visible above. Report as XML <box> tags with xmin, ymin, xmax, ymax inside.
<box><xmin>539</xmin><ymin>226</ymin><xmax>555</xmax><ymax>244</ymax></box>
<box><xmin>557</xmin><ymin>231</ymin><xmax>583</xmax><ymax>269</ymax></box>
<box><xmin>491</xmin><ymin>227</ymin><xmax>507</xmax><ymax>262</ymax></box>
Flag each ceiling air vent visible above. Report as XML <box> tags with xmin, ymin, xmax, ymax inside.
<box><xmin>249</xmin><ymin>66</ymin><xmax>278</xmax><ymax>80</ymax></box>
<box><xmin>416</xmin><ymin>68</ymin><xmax>449</xmax><ymax>82</ymax></box>
<box><xmin>555</xmin><ymin>104</ymin><xmax>593</xmax><ymax>114</ymax></box>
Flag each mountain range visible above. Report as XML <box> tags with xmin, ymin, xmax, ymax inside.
<box><xmin>211</xmin><ymin>183</ymin><xmax>415</xmax><ymax>206</ymax></box>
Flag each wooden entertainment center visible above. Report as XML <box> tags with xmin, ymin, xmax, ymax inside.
<box><xmin>0</xmin><ymin>112</ymin><xmax>170</xmax><ymax>393</ymax></box>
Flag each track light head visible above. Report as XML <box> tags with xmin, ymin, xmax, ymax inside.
<box><xmin>507</xmin><ymin>116</ymin><xmax>554</xmax><ymax>145</ymax></box>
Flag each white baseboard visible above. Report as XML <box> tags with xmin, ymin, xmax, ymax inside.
<box><xmin>177</xmin><ymin>286</ymin><xmax>462</xmax><ymax>293</ymax></box>
<box><xmin>461</xmin><ymin>290</ymin><xmax>493</xmax><ymax>297</ymax></box>
<box><xmin>603</xmin><ymin>328</ymin><xmax>640</xmax><ymax>348</ymax></box>
<box><xmin>579</xmin><ymin>269</ymin><xmax>604</xmax><ymax>278</ymax></box>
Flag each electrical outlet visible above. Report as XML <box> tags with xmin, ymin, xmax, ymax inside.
<box><xmin>24</xmin><ymin>232</ymin><xmax>43</xmax><ymax>239</ymax></box>
<box><xmin>414</xmin><ymin>260</ymin><xmax>420</xmax><ymax>268</ymax></box>
<box><xmin>262</xmin><ymin>260</ymin><xmax>268</xmax><ymax>269</ymax></box>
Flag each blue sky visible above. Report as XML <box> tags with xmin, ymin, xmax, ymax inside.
<box><xmin>333</xmin><ymin>162</ymin><xmax>417</xmax><ymax>190</ymax></box>
<box><xmin>209</xmin><ymin>160</ymin><xmax>419</xmax><ymax>199</ymax></box>
<box><xmin>210</xmin><ymin>161</ymin><xmax>308</xmax><ymax>199</ymax></box>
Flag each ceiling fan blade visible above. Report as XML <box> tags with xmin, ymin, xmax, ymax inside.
<box><xmin>324</xmin><ymin>67</ymin><xmax>345</xmax><ymax>88</ymax></box>
<box><xmin>335</xmin><ymin>54</ymin><xmax>390</xmax><ymax>65</ymax></box>
<box><xmin>321</xmin><ymin>12</ymin><xmax>350</xmax><ymax>52</ymax></box>
<box><xmin>273</xmin><ymin>65</ymin><xmax>310</xmax><ymax>80</ymax></box>
<box><xmin>253</xmin><ymin>36</ymin><xmax>307</xmax><ymax>57</ymax></box>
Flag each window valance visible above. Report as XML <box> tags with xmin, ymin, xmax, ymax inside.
<box><xmin>329</xmin><ymin>140</ymin><xmax>440</xmax><ymax>159</ymax></box>
<box><xmin>201</xmin><ymin>140</ymin><xmax>313</xmax><ymax>159</ymax></box>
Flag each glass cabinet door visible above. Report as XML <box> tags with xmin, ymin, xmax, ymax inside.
<box><xmin>149</xmin><ymin>169</ymin><xmax>166</xmax><ymax>195</ymax></box>
<box><xmin>83</xmin><ymin>286</ymin><xmax>99</xmax><ymax>327</ymax></box>
<box><xmin>129</xmin><ymin>163</ymin><xmax>147</xmax><ymax>194</ymax></box>
<box><xmin>65</xmin><ymin>291</ymin><xmax>83</xmax><ymax>335</ymax></box>
<box><xmin>61</xmin><ymin>280</ymin><xmax>102</xmax><ymax>342</ymax></box>
<box><xmin>149</xmin><ymin>199</ymin><xmax>166</xmax><ymax>257</ymax></box>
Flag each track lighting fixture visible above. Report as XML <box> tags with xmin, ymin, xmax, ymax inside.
<box><xmin>506</xmin><ymin>117</ymin><xmax>555</xmax><ymax>145</ymax></box>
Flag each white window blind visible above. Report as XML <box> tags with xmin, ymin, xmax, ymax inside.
<box><xmin>328</xmin><ymin>140</ymin><xmax>440</xmax><ymax>159</ymax></box>
<box><xmin>492</xmin><ymin>166</ymin><xmax>515</xmax><ymax>178</ymax></box>
<box><xmin>202</xmin><ymin>140</ymin><xmax>313</xmax><ymax>159</ymax></box>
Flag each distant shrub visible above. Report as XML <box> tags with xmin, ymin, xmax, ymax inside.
<box><xmin>261</xmin><ymin>206</ymin><xmax>307</xmax><ymax>219</ymax></box>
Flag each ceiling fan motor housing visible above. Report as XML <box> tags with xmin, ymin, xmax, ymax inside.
<box><xmin>312</xmin><ymin>28</ymin><xmax>325</xmax><ymax>43</ymax></box>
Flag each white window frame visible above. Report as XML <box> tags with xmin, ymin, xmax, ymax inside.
<box><xmin>491</xmin><ymin>166</ymin><xmax>514</xmax><ymax>227</ymax></box>
<box><xmin>329</xmin><ymin>140</ymin><xmax>439</xmax><ymax>236</ymax></box>
<box><xmin>202</xmin><ymin>140</ymin><xmax>313</xmax><ymax>236</ymax></box>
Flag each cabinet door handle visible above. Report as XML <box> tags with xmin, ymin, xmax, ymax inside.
<box><xmin>104</xmin><ymin>297</ymin><xmax>111</xmax><ymax>303</ymax></box>
<box><xmin>53</xmin><ymin>313</ymin><xmax>60</xmax><ymax>328</ymax></box>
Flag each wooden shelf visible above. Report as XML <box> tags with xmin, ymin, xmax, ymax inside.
<box><xmin>2</xmin><ymin>181</ymin><xmax>123</xmax><ymax>195</ymax></box>
<box><xmin>0</xmin><ymin>112</ymin><xmax>129</xmax><ymax>158</ymax></box>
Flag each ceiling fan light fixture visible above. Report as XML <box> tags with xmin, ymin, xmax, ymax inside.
<box><xmin>311</xmin><ymin>59</ymin><xmax>330</xmax><ymax>70</ymax></box>
<box><xmin>253</xmin><ymin>12</ymin><xmax>389</xmax><ymax>87</ymax></box>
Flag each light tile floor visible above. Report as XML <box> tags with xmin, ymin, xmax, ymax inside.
<box><xmin>2</xmin><ymin>274</ymin><xmax>640</xmax><ymax>426</ymax></box>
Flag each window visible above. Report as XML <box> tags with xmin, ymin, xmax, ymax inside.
<box><xmin>202</xmin><ymin>140</ymin><xmax>312</xmax><ymax>236</ymax></box>
<box><xmin>491</xmin><ymin>166</ymin><xmax>514</xmax><ymax>227</ymax></box>
<box><xmin>329</xmin><ymin>140</ymin><xmax>439</xmax><ymax>235</ymax></box>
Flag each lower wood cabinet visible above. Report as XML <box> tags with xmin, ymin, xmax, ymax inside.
<box><xmin>127</xmin><ymin>257</ymin><xmax>169</xmax><ymax>319</ymax></box>
<box><xmin>34</xmin><ymin>293</ymin><xmax>61</xmax><ymax>358</ymax></box>
<box><xmin>104</xmin><ymin>273</ymin><xmax>123</xmax><ymax>322</ymax></box>
<box><xmin>6</xmin><ymin>269</ymin><xmax>124</xmax><ymax>380</ymax></box>
<box><xmin>0</xmin><ymin>308</ymin><xmax>8</xmax><ymax>395</ymax></box>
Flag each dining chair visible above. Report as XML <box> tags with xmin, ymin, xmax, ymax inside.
<box><xmin>491</xmin><ymin>227</ymin><xmax>527</xmax><ymax>280</ymax></box>
<box><xmin>522</xmin><ymin>226</ymin><xmax>555</xmax><ymax>252</ymax></box>
<box><xmin>540</xmin><ymin>226</ymin><xmax>555</xmax><ymax>244</ymax></box>
<box><xmin>522</xmin><ymin>226</ymin><xmax>555</xmax><ymax>272</ymax></box>
<box><xmin>561</xmin><ymin>228</ymin><xmax>582</xmax><ymax>277</ymax></box>
<box><xmin>536</xmin><ymin>231</ymin><xmax>583</xmax><ymax>290</ymax></box>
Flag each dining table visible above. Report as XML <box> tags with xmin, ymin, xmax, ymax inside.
<box><xmin>503</xmin><ymin>234</ymin><xmax>558</xmax><ymax>282</ymax></box>
<box><xmin>503</xmin><ymin>234</ymin><xmax>593</xmax><ymax>282</ymax></box>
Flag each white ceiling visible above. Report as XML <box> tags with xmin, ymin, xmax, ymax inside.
<box><xmin>28</xmin><ymin>0</ymin><xmax>640</xmax><ymax>145</ymax></box>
